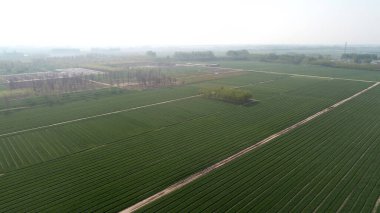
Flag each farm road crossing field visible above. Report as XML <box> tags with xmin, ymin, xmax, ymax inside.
<box><xmin>141</xmin><ymin>84</ymin><xmax>380</xmax><ymax>213</ymax></box>
<box><xmin>0</xmin><ymin>65</ymin><xmax>378</xmax><ymax>212</ymax></box>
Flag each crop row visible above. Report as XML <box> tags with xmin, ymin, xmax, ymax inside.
<box><xmin>0</xmin><ymin>71</ymin><xmax>335</xmax><ymax>135</ymax></box>
<box><xmin>0</xmin><ymin>97</ymin><xmax>236</xmax><ymax>172</ymax></box>
<box><xmin>0</xmin><ymin>75</ymin><xmax>358</xmax><ymax>172</ymax></box>
<box><xmin>0</xmin><ymin>86</ymin><xmax>198</xmax><ymax>134</ymax></box>
<box><xmin>0</xmin><ymin>80</ymin><xmax>370</xmax><ymax>211</ymax></box>
<box><xmin>141</xmin><ymin>85</ymin><xmax>380</xmax><ymax>212</ymax></box>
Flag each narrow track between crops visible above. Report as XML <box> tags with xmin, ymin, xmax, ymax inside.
<box><xmin>121</xmin><ymin>82</ymin><xmax>379</xmax><ymax>213</ymax></box>
<box><xmin>373</xmin><ymin>196</ymin><xmax>380</xmax><ymax>213</ymax></box>
<box><xmin>0</xmin><ymin>106</ymin><xmax>31</xmax><ymax>113</ymax></box>
<box><xmin>0</xmin><ymin>95</ymin><xmax>201</xmax><ymax>138</ymax></box>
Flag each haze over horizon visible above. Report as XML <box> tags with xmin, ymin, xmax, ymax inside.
<box><xmin>1</xmin><ymin>0</ymin><xmax>380</xmax><ymax>47</ymax></box>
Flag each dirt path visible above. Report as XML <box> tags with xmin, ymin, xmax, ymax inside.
<box><xmin>373</xmin><ymin>196</ymin><xmax>380</xmax><ymax>213</ymax></box>
<box><xmin>234</xmin><ymin>80</ymin><xmax>275</xmax><ymax>88</ymax></box>
<box><xmin>0</xmin><ymin>106</ymin><xmax>31</xmax><ymax>113</ymax></box>
<box><xmin>120</xmin><ymin>82</ymin><xmax>379</xmax><ymax>213</ymax></box>
<box><xmin>0</xmin><ymin>95</ymin><xmax>201</xmax><ymax>138</ymax></box>
<box><xmin>336</xmin><ymin>192</ymin><xmax>353</xmax><ymax>213</ymax></box>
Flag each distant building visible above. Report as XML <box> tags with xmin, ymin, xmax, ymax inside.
<box><xmin>370</xmin><ymin>60</ymin><xmax>380</xmax><ymax>65</ymax></box>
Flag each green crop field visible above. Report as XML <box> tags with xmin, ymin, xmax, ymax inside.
<box><xmin>0</xmin><ymin>84</ymin><xmax>6</xmax><ymax>91</ymax></box>
<box><xmin>0</xmin><ymin>65</ymin><xmax>373</xmax><ymax>212</ymax></box>
<box><xmin>141</xmin><ymin>85</ymin><xmax>380</xmax><ymax>213</ymax></box>
<box><xmin>2</xmin><ymin>1</ymin><xmax>379</xmax><ymax>211</ymax></box>
<box><xmin>220</xmin><ymin>61</ymin><xmax>380</xmax><ymax>81</ymax></box>
<box><xmin>0</xmin><ymin>86</ymin><xmax>198</xmax><ymax>134</ymax></box>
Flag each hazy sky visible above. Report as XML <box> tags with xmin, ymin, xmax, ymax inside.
<box><xmin>1</xmin><ymin>0</ymin><xmax>379</xmax><ymax>47</ymax></box>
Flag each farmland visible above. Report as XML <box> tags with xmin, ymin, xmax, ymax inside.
<box><xmin>2</xmin><ymin>0</ymin><xmax>380</xmax><ymax>211</ymax></box>
<box><xmin>0</xmin><ymin>61</ymin><xmax>376</xmax><ymax>212</ymax></box>
<box><xmin>141</xmin><ymin>84</ymin><xmax>380</xmax><ymax>213</ymax></box>
<box><xmin>219</xmin><ymin>61</ymin><xmax>380</xmax><ymax>82</ymax></box>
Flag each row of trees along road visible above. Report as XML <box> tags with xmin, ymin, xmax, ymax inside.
<box><xmin>341</xmin><ymin>53</ymin><xmax>378</xmax><ymax>63</ymax></box>
<box><xmin>173</xmin><ymin>51</ymin><xmax>215</xmax><ymax>61</ymax></box>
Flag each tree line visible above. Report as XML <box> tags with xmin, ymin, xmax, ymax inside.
<box><xmin>341</xmin><ymin>53</ymin><xmax>378</xmax><ymax>63</ymax></box>
<box><xmin>6</xmin><ymin>69</ymin><xmax>177</xmax><ymax>93</ymax></box>
<box><xmin>200</xmin><ymin>87</ymin><xmax>253</xmax><ymax>104</ymax></box>
<box><xmin>226</xmin><ymin>50</ymin><xmax>250</xmax><ymax>59</ymax></box>
<box><xmin>173</xmin><ymin>51</ymin><xmax>215</xmax><ymax>61</ymax></box>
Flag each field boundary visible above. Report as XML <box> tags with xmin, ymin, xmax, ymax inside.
<box><xmin>121</xmin><ymin>82</ymin><xmax>379</xmax><ymax>213</ymax></box>
<box><xmin>0</xmin><ymin>95</ymin><xmax>201</xmax><ymax>138</ymax></box>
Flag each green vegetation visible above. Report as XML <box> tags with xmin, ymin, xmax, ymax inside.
<box><xmin>173</xmin><ymin>51</ymin><xmax>215</xmax><ymax>61</ymax></box>
<box><xmin>342</xmin><ymin>53</ymin><xmax>378</xmax><ymax>63</ymax></box>
<box><xmin>146</xmin><ymin>51</ymin><xmax>157</xmax><ymax>57</ymax></box>
<box><xmin>0</xmin><ymin>72</ymin><xmax>370</xmax><ymax>211</ymax></box>
<box><xmin>141</xmin><ymin>85</ymin><xmax>380</xmax><ymax>213</ymax></box>
<box><xmin>200</xmin><ymin>87</ymin><xmax>253</xmax><ymax>104</ymax></box>
<box><xmin>1</xmin><ymin>56</ymin><xmax>380</xmax><ymax>212</ymax></box>
<box><xmin>222</xmin><ymin>52</ymin><xmax>380</xmax><ymax>71</ymax></box>
<box><xmin>311</xmin><ymin>59</ymin><xmax>380</xmax><ymax>72</ymax></box>
<box><xmin>0</xmin><ymin>86</ymin><xmax>197</xmax><ymax>134</ymax></box>
<box><xmin>0</xmin><ymin>97</ymin><xmax>237</xmax><ymax>172</ymax></box>
<box><xmin>226</xmin><ymin>49</ymin><xmax>250</xmax><ymax>59</ymax></box>
<box><xmin>219</xmin><ymin>60</ymin><xmax>380</xmax><ymax>81</ymax></box>
<box><xmin>250</xmin><ymin>53</ymin><xmax>319</xmax><ymax>64</ymax></box>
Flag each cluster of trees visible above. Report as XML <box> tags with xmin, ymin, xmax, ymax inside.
<box><xmin>173</xmin><ymin>51</ymin><xmax>215</xmax><ymax>61</ymax></box>
<box><xmin>1</xmin><ymin>69</ymin><xmax>178</xmax><ymax>110</ymax></box>
<box><xmin>146</xmin><ymin>51</ymin><xmax>157</xmax><ymax>57</ymax></box>
<box><xmin>226</xmin><ymin>50</ymin><xmax>250</xmax><ymax>59</ymax></box>
<box><xmin>223</xmin><ymin>52</ymin><xmax>325</xmax><ymax>64</ymax></box>
<box><xmin>341</xmin><ymin>53</ymin><xmax>378</xmax><ymax>63</ymax></box>
<box><xmin>4</xmin><ymin>68</ymin><xmax>177</xmax><ymax>97</ymax></box>
<box><xmin>31</xmin><ymin>77</ymin><xmax>94</xmax><ymax>94</ymax></box>
<box><xmin>311</xmin><ymin>60</ymin><xmax>380</xmax><ymax>71</ymax></box>
<box><xmin>0</xmin><ymin>55</ymin><xmax>138</xmax><ymax>75</ymax></box>
<box><xmin>92</xmin><ymin>69</ymin><xmax>176</xmax><ymax>88</ymax></box>
<box><xmin>6</xmin><ymin>75</ymin><xmax>102</xmax><ymax>96</ymax></box>
<box><xmin>200</xmin><ymin>87</ymin><xmax>253</xmax><ymax>104</ymax></box>
<box><xmin>251</xmin><ymin>53</ymin><xmax>323</xmax><ymax>64</ymax></box>
<box><xmin>240</xmin><ymin>52</ymin><xmax>380</xmax><ymax>71</ymax></box>
<box><xmin>133</xmin><ymin>70</ymin><xmax>176</xmax><ymax>87</ymax></box>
